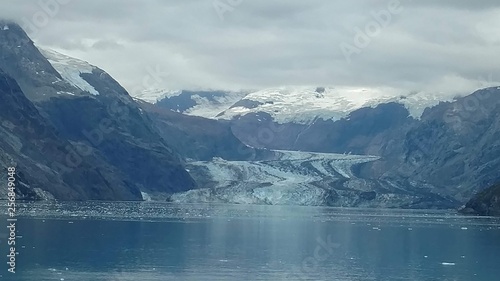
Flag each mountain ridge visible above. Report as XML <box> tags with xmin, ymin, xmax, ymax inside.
<box><xmin>146</xmin><ymin>86</ymin><xmax>469</xmax><ymax>124</ymax></box>
<box><xmin>2</xmin><ymin>21</ymin><xmax>499</xmax><ymax>210</ymax></box>
<box><xmin>0</xmin><ymin>21</ymin><xmax>196</xmax><ymax>199</ymax></box>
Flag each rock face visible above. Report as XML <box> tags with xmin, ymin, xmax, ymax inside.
<box><xmin>230</xmin><ymin>102</ymin><xmax>415</xmax><ymax>155</ymax></box>
<box><xmin>462</xmin><ymin>183</ymin><xmax>500</xmax><ymax>216</ymax></box>
<box><xmin>138</xmin><ymin>100</ymin><xmax>262</xmax><ymax>161</ymax></box>
<box><xmin>0</xmin><ymin>68</ymin><xmax>141</xmax><ymax>200</ymax></box>
<box><xmin>0</xmin><ymin>21</ymin><xmax>195</xmax><ymax>200</ymax></box>
<box><xmin>370</xmin><ymin>87</ymin><xmax>500</xmax><ymax>203</ymax></box>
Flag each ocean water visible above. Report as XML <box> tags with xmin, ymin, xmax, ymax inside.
<box><xmin>3</xmin><ymin>201</ymin><xmax>500</xmax><ymax>280</ymax></box>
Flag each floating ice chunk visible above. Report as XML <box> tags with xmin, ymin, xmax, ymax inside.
<box><xmin>441</xmin><ymin>262</ymin><xmax>456</xmax><ymax>266</ymax></box>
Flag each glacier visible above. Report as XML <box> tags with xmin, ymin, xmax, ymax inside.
<box><xmin>170</xmin><ymin>150</ymin><xmax>384</xmax><ymax>206</ymax></box>
<box><xmin>170</xmin><ymin>149</ymin><xmax>455</xmax><ymax>208</ymax></box>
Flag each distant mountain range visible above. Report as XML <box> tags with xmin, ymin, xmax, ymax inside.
<box><xmin>144</xmin><ymin>78</ymin><xmax>500</xmax><ymax>209</ymax></box>
<box><xmin>150</xmin><ymin>86</ymin><xmax>463</xmax><ymax>124</ymax></box>
<box><xmin>1</xmin><ymin>20</ymin><xmax>499</xmax><ymax>211</ymax></box>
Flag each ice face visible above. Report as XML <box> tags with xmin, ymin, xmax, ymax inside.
<box><xmin>171</xmin><ymin>150</ymin><xmax>380</xmax><ymax>206</ymax></box>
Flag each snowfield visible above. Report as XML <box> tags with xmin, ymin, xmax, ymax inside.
<box><xmin>133</xmin><ymin>89</ymin><xmax>182</xmax><ymax>104</ymax></box>
<box><xmin>137</xmin><ymin>86</ymin><xmax>464</xmax><ymax>125</ymax></box>
<box><xmin>39</xmin><ymin>48</ymin><xmax>100</xmax><ymax>96</ymax></box>
<box><xmin>217</xmin><ymin>86</ymin><xmax>463</xmax><ymax>124</ymax></box>
<box><xmin>183</xmin><ymin>92</ymin><xmax>248</xmax><ymax>118</ymax></box>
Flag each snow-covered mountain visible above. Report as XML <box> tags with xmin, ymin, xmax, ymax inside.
<box><xmin>217</xmin><ymin>86</ymin><xmax>464</xmax><ymax>124</ymax></box>
<box><xmin>147</xmin><ymin>86</ymin><xmax>464</xmax><ymax>125</ymax></box>
<box><xmin>134</xmin><ymin>88</ymin><xmax>181</xmax><ymax>103</ymax></box>
<box><xmin>138</xmin><ymin>89</ymin><xmax>248</xmax><ymax>118</ymax></box>
<box><xmin>164</xmin><ymin>86</ymin><xmax>500</xmax><ymax>209</ymax></box>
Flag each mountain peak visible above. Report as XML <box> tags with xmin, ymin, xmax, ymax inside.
<box><xmin>0</xmin><ymin>20</ymin><xmax>32</xmax><ymax>44</ymax></box>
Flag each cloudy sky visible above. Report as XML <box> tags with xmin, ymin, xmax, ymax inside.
<box><xmin>1</xmin><ymin>0</ymin><xmax>500</xmax><ymax>97</ymax></box>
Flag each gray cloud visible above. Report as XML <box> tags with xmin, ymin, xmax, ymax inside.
<box><xmin>0</xmin><ymin>0</ymin><xmax>499</xmax><ymax>96</ymax></box>
<box><xmin>91</xmin><ymin>39</ymin><xmax>124</xmax><ymax>50</ymax></box>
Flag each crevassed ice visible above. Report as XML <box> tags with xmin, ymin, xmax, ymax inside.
<box><xmin>171</xmin><ymin>150</ymin><xmax>379</xmax><ymax>206</ymax></box>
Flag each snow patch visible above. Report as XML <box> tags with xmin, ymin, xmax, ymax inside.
<box><xmin>38</xmin><ymin>48</ymin><xmax>100</xmax><ymax>96</ymax></box>
<box><xmin>32</xmin><ymin>188</ymin><xmax>56</xmax><ymax>201</ymax></box>
<box><xmin>141</xmin><ymin>191</ymin><xmax>152</xmax><ymax>201</ymax></box>
<box><xmin>57</xmin><ymin>91</ymin><xmax>75</xmax><ymax>96</ymax></box>
<box><xmin>133</xmin><ymin>89</ymin><xmax>182</xmax><ymax>104</ymax></box>
<box><xmin>2</xmin><ymin>25</ymin><xmax>9</xmax><ymax>31</ymax></box>
<box><xmin>134</xmin><ymin>89</ymin><xmax>248</xmax><ymax>118</ymax></box>
<box><xmin>183</xmin><ymin>93</ymin><xmax>247</xmax><ymax>118</ymax></box>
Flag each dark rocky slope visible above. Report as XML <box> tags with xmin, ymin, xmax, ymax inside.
<box><xmin>367</xmin><ymin>87</ymin><xmax>500</xmax><ymax>203</ymax></box>
<box><xmin>230</xmin><ymin>102</ymin><xmax>416</xmax><ymax>155</ymax></box>
<box><xmin>461</xmin><ymin>183</ymin><xmax>500</xmax><ymax>216</ymax></box>
<box><xmin>0</xmin><ymin>21</ymin><xmax>195</xmax><ymax>199</ymax></box>
<box><xmin>138</xmin><ymin>100</ymin><xmax>274</xmax><ymax>161</ymax></box>
<box><xmin>0</xmin><ymin>68</ymin><xmax>141</xmax><ymax>200</ymax></box>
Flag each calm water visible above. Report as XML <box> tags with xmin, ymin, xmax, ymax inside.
<box><xmin>2</xmin><ymin>202</ymin><xmax>500</xmax><ymax>280</ymax></box>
